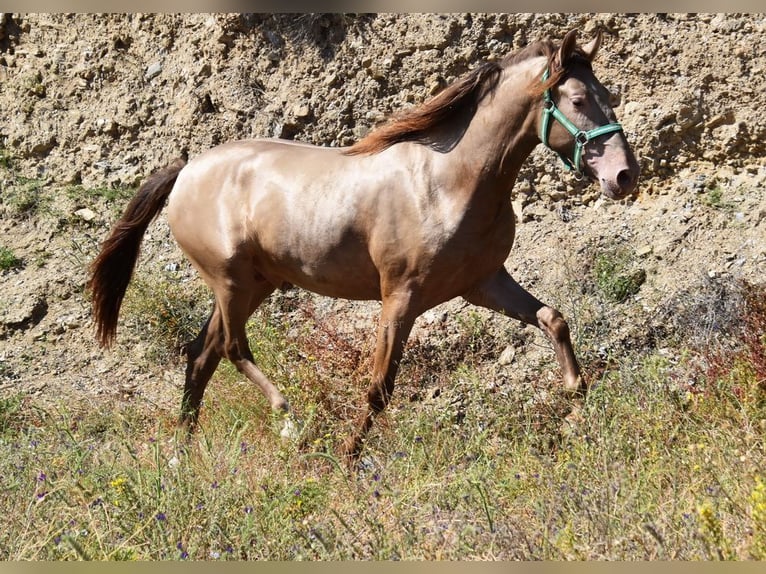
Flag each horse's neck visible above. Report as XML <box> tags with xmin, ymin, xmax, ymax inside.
<box><xmin>443</xmin><ymin>58</ymin><xmax>544</xmax><ymax>196</ymax></box>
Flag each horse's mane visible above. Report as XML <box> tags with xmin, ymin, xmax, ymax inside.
<box><xmin>344</xmin><ymin>39</ymin><xmax>574</xmax><ymax>156</ymax></box>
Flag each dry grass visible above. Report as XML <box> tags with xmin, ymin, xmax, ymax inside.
<box><xmin>1</xmin><ymin>270</ymin><xmax>764</xmax><ymax>559</ymax></box>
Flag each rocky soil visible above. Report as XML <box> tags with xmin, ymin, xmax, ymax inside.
<box><xmin>1</xmin><ymin>13</ymin><xmax>765</xmax><ymax>419</ymax></box>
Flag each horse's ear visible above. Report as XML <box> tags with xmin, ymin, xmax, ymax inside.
<box><xmin>556</xmin><ymin>29</ymin><xmax>578</xmax><ymax>70</ymax></box>
<box><xmin>581</xmin><ymin>28</ymin><xmax>602</xmax><ymax>62</ymax></box>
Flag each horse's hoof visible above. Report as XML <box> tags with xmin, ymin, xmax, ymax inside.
<box><xmin>560</xmin><ymin>400</ymin><xmax>585</xmax><ymax>438</ymax></box>
<box><xmin>279</xmin><ymin>414</ymin><xmax>302</xmax><ymax>442</ymax></box>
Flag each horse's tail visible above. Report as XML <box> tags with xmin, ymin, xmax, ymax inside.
<box><xmin>88</xmin><ymin>158</ymin><xmax>186</xmax><ymax>348</ymax></box>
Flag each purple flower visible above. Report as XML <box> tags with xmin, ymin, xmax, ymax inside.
<box><xmin>244</xmin><ymin>506</ymin><xmax>253</xmax><ymax>514</ymax></box>
<box><xmin>37</xmin><ymin>472</ymin><xmax>47</xmax><ymax>482</ymax></box>
<box><xmin>156</xmin><ymin>512</ymin><xmax>167</xmax><ymax>521</ymax></box>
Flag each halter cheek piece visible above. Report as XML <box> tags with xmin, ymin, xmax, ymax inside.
<box><xmin>540</xmin><ymin>68</ymin><xmax>624</xmax><ymax>178</ymax></box>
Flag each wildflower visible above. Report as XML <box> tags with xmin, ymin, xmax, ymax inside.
<box><xmin>210</xmin><ymin>551</ymin><xmax>220</xmax><ymax>559</ymax></box>
<box><xmin>37</xmin><ymin>472</ymin><xmax>47</xmax><ymax>482</ymax></box>
<box><xmin>244</xmin><ymin>506</ymin><xmax>253</xmax><ymax>514</ymax></box>
<box><xmin>156</xmin><ymin>512</ymin><xmax>167</xmax><ymax>522</ymax></box>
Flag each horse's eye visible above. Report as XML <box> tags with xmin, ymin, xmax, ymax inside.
<box><xmin>571</xmin><ymin>96</ymin><xmax>585</xmax><ymax>108</ymax></box>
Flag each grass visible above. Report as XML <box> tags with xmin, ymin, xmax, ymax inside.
<box><xmin>121</xmin><ymin>274</ymin><xmax>213</xmax><ymax>363</ymax></box>
<box><xmin>65</xmin><ymin>183</ymin><xmax>135</xmax><ymax>206</ymax></box>
<box><xmin>591</xmin><ymin>246</ymin><xmax>646</xmax><ymax>304</ymax></box>
<box><xmin>0</xmin><ymin>246</ymin><xmax>23</xmax><ymax>271</ymax></box>
<box><xmin>1</xmin><ymin>270</ymin><xmax>764</xmax><ymax>559</ymax></box>
<box><xmin>1</xmin><ymin>176</ymin><xmax>51</xmax><ymax>217</ymax></box>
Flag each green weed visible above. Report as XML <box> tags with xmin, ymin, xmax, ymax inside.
<box><xmin>0</xmin><ymin>246</ymin><xmax>22</xmax><ymax>271</ymax></box>
<box><xmin>122</xmin><ymin>274</ymin><xmax>212</xmax><ymax>362</ymax></box>
<box><xmin>592</xmin><ymin>246</ymin><xmax>646</xmax><ymax>303</ymax></box>
<box><xmin>65</xmin><ymin>183</ymin><xmax>135</xmax><ymax>205</ymax></box>
<box><xmin>0</xmin><ymin>146</ymin><xmax>12</xmax><ymax>169</ymax></box>
<box><xmin>2</xmin><ymin>177</ymin><xmax>50</xmax><ymax>217</ymax></box>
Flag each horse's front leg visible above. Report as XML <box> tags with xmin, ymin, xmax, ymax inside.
<box><xmin>463</xmin><ymin>267</ymin><xmax>585</xmax><ymax>397</ymax></box>
<box><xmin>341</xmin><ymin>291</ymin><xmax>417</xmax><ymax>464</ymax></box>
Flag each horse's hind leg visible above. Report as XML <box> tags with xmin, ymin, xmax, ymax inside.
<box><xmin>178</xmin><ymin>304</ymin><xmax>224</xmax><ymax>433</ymax></box>
<box><xmin>463</xmin><ymin>267</ymin><xmax>584</xmax><ymax>396</ymax></box>
<box><xmin>217</xmin><ymin>280</ymin><xmax>295</xmax><ymax>426</ymax></box>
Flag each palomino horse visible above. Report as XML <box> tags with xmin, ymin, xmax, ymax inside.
<box><xmin>89</xmin><ymin>29</ymin><xmax>639</xmax><ymax>461</ymax></box>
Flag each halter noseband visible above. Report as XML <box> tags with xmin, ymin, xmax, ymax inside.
<box><xmin>540</xmin><ymin>68</ymin><xmax>624</xmax><ymax>177</ymax></box>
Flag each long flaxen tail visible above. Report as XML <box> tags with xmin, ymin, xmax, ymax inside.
<box><xmin>88</xmin><ymin>158</ymin><xmax>186</xmax><ymax>348</ymax></box>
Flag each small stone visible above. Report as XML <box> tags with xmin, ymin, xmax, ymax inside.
<box><xmin>498</xmin><ymin>345</ymin><xmax>516</xmax><ymax>366</ymax></box>
<box><xmin>293</xmin><ymin>104</ymin><xmax>311</xmax><ymax>118</ymax></box>
<box><xmin>145</xmin><ymin>62</ymin><xmax>162</xmax><ymax>80</ymax></box>
<box><xmin>636</xmin><ymin>245</ymin><xmax>653</xmax><ymax>257</ymax></box>
<box><xmin>74</xmin><ymin>208</ymin><xmax>96</xmax><ymax>222</ymax></box>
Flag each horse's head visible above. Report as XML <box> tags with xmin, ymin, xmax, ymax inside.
<box><xmin>538</xmin><ymin>29</ymin><xmax>640</xmax><ymax>200</ymax></box>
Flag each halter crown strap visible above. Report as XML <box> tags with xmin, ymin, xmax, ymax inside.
<box><xmin>540</xmin><ymin>68</ymin><xmax>624</xmax><ymax>175</ymax></box>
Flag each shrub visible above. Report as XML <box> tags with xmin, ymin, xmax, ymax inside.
<box><xmin>592</xmin><ymin>246</ymin><xmax>646</xmax><ymax>303</ymax></box>
<box><xmin>0</xmin><ymin>246</ymin><xmax>22</xmax><ymax>271</ymax></box>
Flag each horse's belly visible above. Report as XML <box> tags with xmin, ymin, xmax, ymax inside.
<box><xmin>257</xmin><ymin>240</ymin><xmax>383</xmax><ymax>301</ymax></box>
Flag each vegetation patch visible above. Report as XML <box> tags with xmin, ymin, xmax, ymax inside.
<box><xmin>591</xmin><ymin>246</ymin><xmax>646</xmax><ymax>303</ymax></box>
<box><xmin>2</xmin><ymin>278</ymin><xmax>765</xmax><ymax>559</ymax></box>
<box><xmin>122</xmin><ymin>273</ymin><xmax>213</xmax><ymax>362</ymax></box>
<box><xmin>0</xmin><ymin>246</ymin><xmax>23</xmax><ymax>271</ymax></box>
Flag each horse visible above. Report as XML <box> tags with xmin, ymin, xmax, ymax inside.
<box><xmin>88</xmin><ymin>29</ymin><xmax>640</xmax><ymax>462</ymax></box>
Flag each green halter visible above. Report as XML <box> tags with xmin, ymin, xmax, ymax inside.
<box><xmin>540</xmin><ymin>68</ymin><xmax>624</xmax><ymax>176</ymax></box>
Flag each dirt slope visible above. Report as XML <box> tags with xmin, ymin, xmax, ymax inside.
<box><xmin>1</xmin><ymin>13</ymin><xmax>765</xmax><ymax>416</ymax></box>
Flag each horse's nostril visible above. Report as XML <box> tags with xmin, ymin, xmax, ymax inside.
<box><xmin>617</xmin><ymin>168</ymin><xmax>634</xmax><ymax>190</ymax></box>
